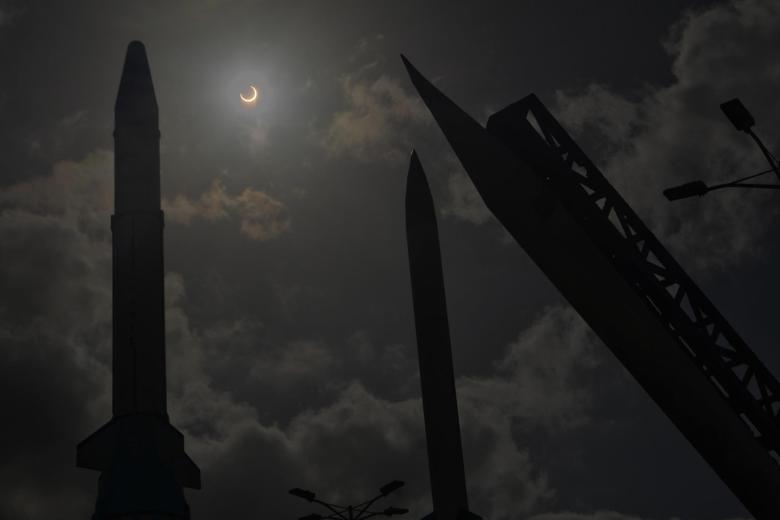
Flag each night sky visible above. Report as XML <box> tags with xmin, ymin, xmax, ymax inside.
<box><xmin>1</xmin><ymin>1</ymin><xmax>779</xmax><ymax>519</ymax></box>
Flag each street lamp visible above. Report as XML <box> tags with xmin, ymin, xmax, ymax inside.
<box><xmin>663</xmin><ymin>97</ymin><xmax>780</xmax><ymax>201</ymax></box>
<box><xmin>289</xmin><ymin>481</ymin><xmax>409</xmax><ymax>520</ymax></box>
<box><xmin>379</xmin><ymin>481</ymin><xmax>404</xmax><ymax>496</ymax></box>
<box><xmin>290</xmin><ymin>488</ymin><xmax>317</xmax><ymax>502</ymax></box>
<box><xmin>721</xmin><ymin>98</ymin><xmax>779</xmax><ymax>180</ymax></box>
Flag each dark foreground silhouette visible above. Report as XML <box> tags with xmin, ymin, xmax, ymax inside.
<box><xmin>405</xmin><ymin>151</ymin><xmax>482</xmax><ymax>520</ymax></box>
<box><xmin>401</xmin><ymin>54</ymin><xmax>780</xmax><ymax>520</ymax></box>
<box><xmin>289</xmin><ymin>481</ymin><xmax>409</xmax><ymax>520</ymax></box>
<box><xmin>76</xmin><ymin>41</ymin><xmax>200</xmax><ymax>519</ymax></box>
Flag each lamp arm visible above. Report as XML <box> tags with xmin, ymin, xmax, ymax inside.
<box><xmin>312</xmin><ymin>500</ymin><xmax>349</xmax><ymax>520</ymax></box>
<box><xmin>354</xmin><ymin>494</ymin><xmax>384</xmax><ymax>511</ymax></box>
<box><xmin>354</xmin><ymin>512</ymin><xmax>381</xmax><ymax>520</ymax></box>
<box><xmin>353</xmin><ymin>495</ymin><xmax>384</xmax><ymax>519</ymax></box>
<box><xmin>747</xmin><ymin>129</ymin><xmax>780</xmax><ymax>180</ymax></box>
<box><xmin>709</xmin><ymin>182</ymin><xmax>780</xmax><ymax>191</ymax></box>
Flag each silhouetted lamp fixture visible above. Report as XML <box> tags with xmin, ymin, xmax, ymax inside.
<box><xmin>664</xmin><ymin>97</ymin><xmax>780</xmax><ymax>201</ymax></box>
<box><xmin>721</xmin><ymin>98</ymin><xmax>755</xmax><ymax>132</ymax></box>
<box><xmin>379</xmin><ymin>481</ymin><xmax>404</xmax><ymax>496</ymax></box>
<box><xmin>290</xmin><ymin>488</ymin><xmax>317</xmax><ymax>502</ymax></box>
<box><xmin>289</xmin><ymin>481</ymin><xmax>408</xmax><ymax>520</ymax></box>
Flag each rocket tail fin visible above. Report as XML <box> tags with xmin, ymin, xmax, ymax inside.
<box><xmin>77</xmin><ymin>414</ymin><xmax>201</xmax><ymax>489</ymax></box>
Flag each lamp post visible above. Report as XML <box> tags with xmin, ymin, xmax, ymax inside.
<box><xmin>289</xmin><ymin>481</ymin><xmax>409</xmax><ymax>520</ymax></box>
<box><xmin>663</xmin><ymin>98</ymin><xmax>780</xmax><ymax>201</ymax></box>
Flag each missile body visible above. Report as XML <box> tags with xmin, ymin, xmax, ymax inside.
<box><xmin>77</xmin><ymin>41</ymin><xmax>200</xmax><ymax>519</ymax></box>
<box><xmin>406</xmin><ymin>152</ymin><xmax>480</xmax><ymax>520</ymax></box>
<box><xmin>112</xmin><ymin>37</ymin><xmax>165</xmax><ymax>418</ymax></box>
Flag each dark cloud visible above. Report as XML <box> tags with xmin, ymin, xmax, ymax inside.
<box><xmin>553</xmin><ymin>0</ymin><xmax>780</xmax><ymax>272</ymax></box>
<box><xmin>0</xmin><ymin>153</ymin><xmax>112</xmax><ymax>518</ymax></box>
<box><xmin>164</xmin><ymin>179</ymin><xmax>291</xmax><ymax>241</ymax></box>
<box><xmin>442</xmin><ymin>169</ymin><xmax>493</xmax><ymax>226</ymax></box>
<box><xmin>455</xmin><ymin>306</ymin><xmax>610</xmax><ymax>519</ymax></box>
<box><xmin>320</xmin><ymin>68</ymin><xmax>429</xmax><ymax>161</ymax></box>
<box><xmin>0</xmin><ymin>4</ymin><xmax>17</xmax><ymax>27</ymax></box>
<box><xmin>459</xmin><ymin>306</ymin><xmax>601</xmax><ymax>433</ymax></box>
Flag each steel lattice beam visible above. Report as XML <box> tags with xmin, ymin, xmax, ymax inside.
<box><xmin>488</xmin><ymin>95</ymin><xmax>780</xmax><ymax>454</ymax></box>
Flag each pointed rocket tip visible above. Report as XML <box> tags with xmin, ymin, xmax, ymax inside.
<box><xmin>116</xmin><ymin>40</ymin><xmax>157</xmax><ymax>118</ymax></box>
<box><xmin>405</xmin><ymin>149</ymin><xmax>437</xmax><ymax>247</ymax></box>
<box><xmin>398</xmin><ymin>55</ymin><xmax>452</xmax><ymax>122</ymax></box>
<box><xmin>400</xmin><ymin>55</ymin><xmax>432</xmax><ymax>95</ymax></box>
<box><xmin>406</xmin><ymin>149</ymin><xmax>431</xmax><ymax>204</ymax></box>
<box><xmin>400</xmin><ymin>54</ymin><xmax>423</xmax><ymax>82</ymax></box>
<box><xmin>127</xmin><ymin>40</ymin><xmax>147</xmax><ymax>53</ymax></box>
<box><xmin>399</xmin><ymin>55</ymin><xmax>509</xmax><ymax>203</ymax></box>
<box><xmin>122</xmin><ymin>40</ymin><xmax>151</xmax><ymax>74</ymax></box>
<box><xmin>407</xmin><ymin>148</ymin><xmax>422</xmax><ymax>178</ymax></box>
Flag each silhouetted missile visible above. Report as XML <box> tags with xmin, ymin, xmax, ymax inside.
<box><xmin>112</xmin><ymin>40</ymin><xmax>166</xmax><ymax>419</ymax></box>
<box><xmin>406</xmin><ymin>151</ymin><xmax>481</xmax><ymax>520</ymax></box>
<box><xmin>77</xmin><ymin>41</ymin><xmax>200</xmax><ymax>519</ymax></box>
<box><xmin>400</xmin><ymin>55</ymin><xmax>529</xmax><ymax>232</ymax></box>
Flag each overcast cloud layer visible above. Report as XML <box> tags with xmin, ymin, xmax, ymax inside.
<box><xmin>2</xmin><ymin>1</ymin><xmax>779</xmax><ymax>519</ymax></box>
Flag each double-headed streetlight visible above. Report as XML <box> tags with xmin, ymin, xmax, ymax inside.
<box><xmin>289</xmin><ymin>480</ymin><xmax>409</xmax><ymax>520</ymax></box>
<box><xmin>663</xmin><ymin>98</ymin><xmax>780</xmax><ymax>201</ymax></box>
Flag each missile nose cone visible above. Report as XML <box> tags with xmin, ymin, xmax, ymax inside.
<box><xmin>401</xmin><ymin>54</ymin><xmax>519</xmax><ymax>206</ymax></box>
<box><xmin>400</xmin><ymin>55</ymin><xmax>434</xmax><ymax>106</ymax></box>
<box><xmin>400</xmin><ymin>54</ymin><xmax>483</xmax><ymax>157</ymax></box>
<box><xmin>399</xmin><ymin>53</ymin><xmax>412</xmax><ymax>71</ymax></box>
<box><xmin>405</xmin><ymin>150</ymin><xmax>439</xmax><ymax>246</ymax></box>
<box><xmin>405</xmin><ymin>150</ymin><xmax>433</xmax><ymax>213</ymax></box>
<box><xmin>116</xmin><ymin>41</ymin><xmax>158</xmax><ymax>125</ymax></box>
<box><xmin>113</xmin><ymin>40</ymin><xmax>161</xmax><ymax>212</ymax></box>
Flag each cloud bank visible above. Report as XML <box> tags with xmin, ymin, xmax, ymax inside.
<box><xmin>164</xmin><ymin>179</ymin><xmax>290</xmax><ymax>241</ymax></box>
<box><xmin>553</xmin><ymin>0</ymin><xmax>780</xmax><ymax>272</ymax></box>
<box><xmin>321</xmin><ymin>70</ymin><xmax>429</xmax><ymax>162</ymax></box>
<box><xmin>443</xmin><ymin>0</ymin><xmax>780</xmax><ymax>275</ymax></box>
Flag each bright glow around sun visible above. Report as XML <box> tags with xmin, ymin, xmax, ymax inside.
<box><xmin>240</xmin><ymin>85</ymin><xmax>259</xmax><ymax>105</ymax></box>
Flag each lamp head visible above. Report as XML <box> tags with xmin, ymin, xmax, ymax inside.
<box><xmin>380</xmin><ymin>480</ymin><xmax>405</xmax><ymax>496</ymax></box>
<box><xmin>663</xmin><ymin>181</ymin><xmax>708</xmax><ymax>201</ymax></box>
<box><xmin>720</xmin><ymin>98</ymin><xmax>755</xmax><ymax>132</ymax></box>
<box><xmin>290</xmin><ymin>488</ymin><xmax>317</xmax><ymax>501</ymax></box>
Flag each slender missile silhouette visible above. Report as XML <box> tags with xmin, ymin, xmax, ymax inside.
<box><xmin>406</xmin><ymin>151</ymin><xmax>481</xmax><ymax>520</ymax></box>
<box><xmin>77</xmin><ymin>41</ymin><xmax>200</xmax><ymax>518</ymax></box>
<box><xmin>400</xmin><ymin>55</ymin><xmax>526</xmax><ymax>216</ymax></box>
